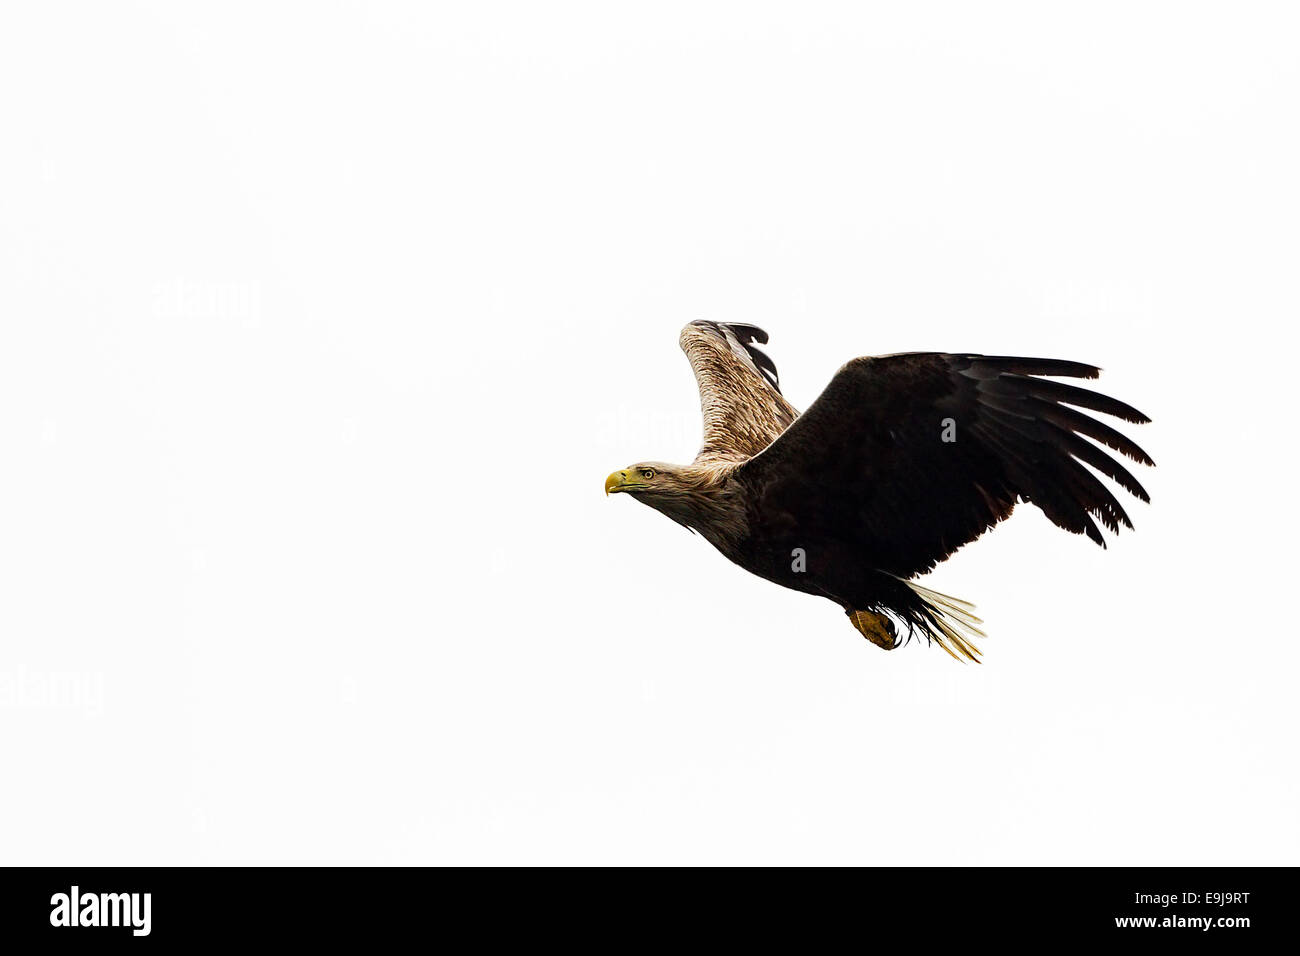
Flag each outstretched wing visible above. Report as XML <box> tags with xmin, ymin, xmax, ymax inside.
<box><xmin>679</xmin><ymin>321</ymin><xmax>799</xmax><ymax>464</ymax></box>
<box><xmin>734</xmin><ymin>353</ymin><xmax>1153</xmax><ymax>577</ymax></box>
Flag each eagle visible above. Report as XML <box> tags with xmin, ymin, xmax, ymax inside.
<box><xmin>605</xmin><ymin>321</ymin><xmax>1153</xmax><ymax>661</ymax></box>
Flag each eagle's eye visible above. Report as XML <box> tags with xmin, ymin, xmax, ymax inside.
<box><xmin>640</xmin><ymin>468</ymin><xmax>655</xmax><ymax>480</ymax></box>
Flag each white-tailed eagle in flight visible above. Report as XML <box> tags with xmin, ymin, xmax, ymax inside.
<box><xmin>606</xmin><ymin>322</ymin><xmax>1153</xmax><ymax>661</ymax></box>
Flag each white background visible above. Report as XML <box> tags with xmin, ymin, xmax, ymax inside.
<box><xmin>2</xmin><ymin>2</ymin><xmax>1297</xmax><ymax>865</ymax></box>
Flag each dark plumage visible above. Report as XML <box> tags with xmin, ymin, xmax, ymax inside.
<box><xmin>606</xmin><ymin>322</ymin><xmax>1153</xmax><ymax>661</ymax></box>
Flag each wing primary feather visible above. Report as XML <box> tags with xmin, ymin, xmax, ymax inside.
<box><xmin>980</xmin><ymin>404</ymin><xmax>1132</xmax><ymax>533</ymax></box>
<box><xmin>971</xmin><ymin>414</ymin><xmax>1109</xmax><ymax>545</ymax></box>
<box><xmin>973</xmin><ymin>390</ymin><xmax>1151</xmax><ymax>505</ymax></box>
<box><xmin>1045</xmin><ymin>422</ymin><xmax>1151</xmax><ymax>503</ymax></box>
<box><xmin>966</xmin><ymin>356</ymin><xmax>1101</xmax><ymax>379</ymax></box>
<box><xmin>721</xmin><ymin>322</ymin><xmax>769</xmax><ymax>345</ymax></box>
<box><xmin>690</xmin><ymin>320</ymin><xmax>784</xmax><ymax>394</ymax></box>
<box><xmin>979</xmin><ymin>391</ymin><xmax>1155</xmax><ymax>466</ymax></box>
<box><xmin>727</xmin><ymin>327</ymin><xmax>781</xmax><ymax>392</ymax></box>
<box><xmin>995</xmin><ymin>374</ymin><xmax>1151</xmax><ymax>424</ymax></box>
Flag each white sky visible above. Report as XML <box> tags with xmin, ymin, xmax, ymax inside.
<box><xmin>1</xmin><ymin>1</ymin><xmax>1297</xmax><ymax>865</ymax></box>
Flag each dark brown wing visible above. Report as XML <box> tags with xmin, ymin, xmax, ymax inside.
<box><xmin>734</xmin><ymin>353</ymin><xmax>1153</xmax><ymax>577</ymax></box>
<box><xmin>679</xmin><ymin>321</ymin><xmax>799</xmax><ymax>464</ymax></box>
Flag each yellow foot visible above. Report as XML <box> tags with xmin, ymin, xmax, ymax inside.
<box><xmin>848</xmin><ymin>609</ymin><xmax>897</xmax><ymax>651</ymax></box>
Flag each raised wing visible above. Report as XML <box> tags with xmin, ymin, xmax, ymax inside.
<box><xmin>679</xmin><ymin>321</ymin><xmax>799</xmax><ymax>464</ymax></box>
<box><xmin>735</xmin><ymin>353</ymin><xmax>1153</xmax><ymax>577</ymax></box>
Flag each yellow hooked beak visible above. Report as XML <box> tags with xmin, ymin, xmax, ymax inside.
<box><xmin>605</xmin><ymin>469</ymin><xmax>646</xmax><ymax>495</ymax></box>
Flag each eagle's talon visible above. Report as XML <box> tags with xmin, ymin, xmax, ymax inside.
<box><xmin>849</xmin><ymin>609</ymin><xmax>897</xmax><ymax>651</ymax></box>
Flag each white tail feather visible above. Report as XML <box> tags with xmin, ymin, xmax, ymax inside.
<box><xmin>904</xmin><ymin>580</ymin><xmax>986</xmax><ymax>662</ymax></box>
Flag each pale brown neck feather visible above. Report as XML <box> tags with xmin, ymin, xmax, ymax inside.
<box><xmin>641</xmin><ymin>461</ymin><xmax>748</xmax><ymax>551</ymax></box>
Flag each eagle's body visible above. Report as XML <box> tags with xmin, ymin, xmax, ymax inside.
<box><xmin>606</xmin><ymin>322</ymin><xmax>1153</xmax><ymax>660</ymax></box>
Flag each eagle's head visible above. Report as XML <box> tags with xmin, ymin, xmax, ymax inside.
<box><xmin>604</xmin><ymin>462</ymin><xmax>693</xmax><ymax>502</ymax></box>
<box><xmin>605</xmin><ymin>460</ymin><xmax>745</xmax><ymax>547</ymax></box>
